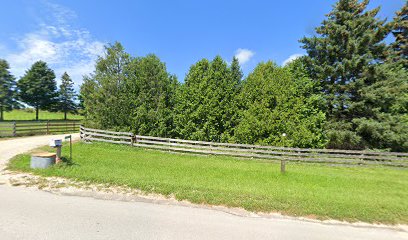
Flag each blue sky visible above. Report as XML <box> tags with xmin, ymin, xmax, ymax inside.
<box><xmin>0</xmin><ymin>0</ymin><xmax>404</xmax><ymax>89</ymax></box>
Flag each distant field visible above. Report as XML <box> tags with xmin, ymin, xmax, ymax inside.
<box><xmin>8</xmin><ymin>142</ymin><xmax>408</xmax><ymax>224</ymax></box>
<box><xmin>2</xmin><ymin>109</ymin><xmax>83</xmax><ymax>121</ymax></box>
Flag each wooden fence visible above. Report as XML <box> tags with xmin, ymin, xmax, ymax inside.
<box><xmin>80</xmin><ymin>126</ymin><xmax>408</xmax><ymax>168</ymax></box>
<box><xmin>0</xmin><ymin>121</ymin><xmax>81</xmax><ymax>137</ymax></box>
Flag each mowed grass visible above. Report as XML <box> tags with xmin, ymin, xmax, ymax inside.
<box><xmin>8</xmin><ymin>142</ymin><xmax>408</xmax><ymax>224</ymax></box>
<box><xmin>3</xmin><ymin>109</ymin><xmax>83</xmax><ymax>121</ymax></box>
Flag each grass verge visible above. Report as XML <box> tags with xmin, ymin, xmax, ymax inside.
<box><xmin>7</xmin><ymin>142</ymin><xmax>408</xmax><ymax>224</ymax></box>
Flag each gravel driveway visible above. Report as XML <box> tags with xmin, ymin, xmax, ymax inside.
<box><xmin>0</xmin><ymin>133</ymin><xmax>80</xmax><ymax>170</ymax></box>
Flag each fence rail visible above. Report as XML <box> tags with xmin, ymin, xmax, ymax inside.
<box><xmin>80</xmin><ymin>126</ymin><xmax>408</xmax><ymax>168</ymax></box>
<box><xmin>0</xmin><ymin>120</ymin><xmax>81</xmax><ymax>137</ymax></box>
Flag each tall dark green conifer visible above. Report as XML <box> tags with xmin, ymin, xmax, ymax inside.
<box><xmin>230</xmin><ymin>57</ymin><xmax>243</xmax><ymax>84</ymax></box>
<box><xmin>300</xmin><ymin>0</ymin><xmax>389</xmax><ymax>149</ymax></box>
<box><xmin>0</xmin><ymin>59</ymin><xmax>16</xmax><ymax>121</ymax></box>
<box><xmin>389</xmin><ymin>1</ymin><xmax>408</xmax><ymax>68</ymax></box>
<box><xmin>18</xmin><ymin>61</ymin><xmax>57</xmax><ymax>120</ymax></box>
<box><xmin>59</xmin><ymin>72</ymin><xmax>77</xmax><ymax>120</ymax></box>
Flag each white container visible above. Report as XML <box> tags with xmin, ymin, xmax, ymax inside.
<box><xmin>49</xmin><ymin>139</ymin><xmax>62</xmax><ymax>147</ymax></box>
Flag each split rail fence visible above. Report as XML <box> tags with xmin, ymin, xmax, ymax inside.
<box><xmin>0</xmin><ymin>120</ymin><xmax>81</xmax><ymax>137</ymax></box>
<box><xmin>80</xmin><ymin>126</ymin><xmax>408</xmax><ymax>168</ymax></box>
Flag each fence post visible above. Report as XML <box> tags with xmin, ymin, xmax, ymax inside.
<box><xmin>46</xmin><ymin>121</ymin><xmax>49</xmax><ymax>135</ymax></box>
<box><xmin>12</xmin><ymin>121</ymin><xmax>16</xmax><ymax>137</ymax></box>
<box><xmin>131</xmin><ymin>133</ymin><xmax>134</xmax><ymax>146</ymax></box>
<box><xmin>281</xmin><ymin>160</ymin><xmax>286</xmax><ymax>173</ymax></box>
<box><xmin>80</xmin><ymin>125</ymin><xmax>83</xmax><ymax>140</ymax></box>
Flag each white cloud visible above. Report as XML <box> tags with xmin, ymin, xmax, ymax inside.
<box><xmin>282</xmin><ymin>54</ymin><xmax>304</xmax><ymax>66</ymax></box>
<box><xmin>234</xmin><ymin>48</ymin><xmax>255</xmax><ymax>65</ymax></box>
<box><xmin>0</xmin><ymin>1</ymin><xmax>105</xmax><ymax>90</ymax></box>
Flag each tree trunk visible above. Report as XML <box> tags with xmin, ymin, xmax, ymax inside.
<box><xmin>64</xmin><ymin>111</ymin><xmax>67</xmax><ymax>120</ymax></box>
<box><xmin>0</xmin><ymin>105</ymin><xmax>3</xmax><ymax>121</ymax></box>
<box><xmin>36</xmin><ymin>107</ymin><xmax>39</xmax><ymax>121</ymax></box>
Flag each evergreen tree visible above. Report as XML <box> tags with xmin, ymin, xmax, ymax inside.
<box><xmin>125</xmin><ymin>54</ymin><xmax>179</xmax><ymax>137</ymax></box>
<box><xmin>174</xmin><ymin>56</ymin><xmax>240</xmax><ymax>142</ymax></box>
<box><xmin>0</xmin><ymin>59</ymin><xmax>17</xmax><ymax>121</ymax></box>
<box><xmin>389</xmin><ymin>1</ymin><xmax>408</xmax><ymax>68</ymax></box>
<box><xmin>230</xmin><ymin>57</ymin><xmax>243</xmax><ymax>84</ymax></box>
<box><xmin>18</xmin><ymin>61</ymin><xmax>57</xmax><ymax>120</ymax></box>
<box><xmin>234</xmin><ymin>60</ymin><xmax>326</xmax><ymax>148</ymax></box>
<box><xmin>352</xmin><ymin>61</ymin><xmax>408</xmax><ymax>151</ymax></box>
<box><xmin>58</xmin><ymin>72</ymin><xmax>77</xmax><ymax>120</ymax></box>
<box><xmin>300</xmin><ymin>0</ymin><xmax>389</xmax><ymax>149</ymax></box>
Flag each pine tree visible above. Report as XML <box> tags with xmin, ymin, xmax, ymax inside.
<box><xmin>230</xmin><ymin>57</ymin><xmax>243</xmax><ymax>84</ymax></box>
<box><xmin>0</xmin><ymin>59</ymin><xmax>16</xmax><ymax>121</ymax></box>
<box><xmin>59</xmin><ymin>72</ymin><xmax>77</xmax><ymax>120</ymax></box>
<box><xmin>18</xmin><ymin>61</ymin><xmax>57</xmax><ymax>120</ymax></box>
<box><xmin>354</xmin><ymin>62</ymin><xmax>408</xmax><ymax>151</ymax></box>
<box><xmin>389</xmin><ymin>1</ymin><xmax>408</xmax><ymax>68</ymax></box>
<box><xmin>300</xmin><ymin>0</ymin><xmax>389</xmax><ymax>149</ymax></box>
<box><xmin>300</xmin><ymin>0</ymin><xmax>388</xmax><ymax>119</ymax></box>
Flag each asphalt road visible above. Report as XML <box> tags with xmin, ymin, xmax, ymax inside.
<box><xmin>0</xmin><ymin>135</ymin><xmax>407</xmax><ymax>240</ymax></box>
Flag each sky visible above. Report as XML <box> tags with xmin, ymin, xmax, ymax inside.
<box><xmin>0</xmin><ymin>0</ymin><xmax>405</xmax><ymax>90</ymax></box>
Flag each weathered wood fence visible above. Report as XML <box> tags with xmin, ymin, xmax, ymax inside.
<box><xmin>0</xmin><ymin>121</ymin><xmax>81</xmax><ymax>137</ymax></box>
<box><xmin>80</xmin><ymin>126</ymin><xmax>408</xmax><ymax>168</ymax></box>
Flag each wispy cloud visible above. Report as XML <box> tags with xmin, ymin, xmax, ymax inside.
<box><xmin>282</xmin><ymin>53</ymin><xmax>304</xmax><ymax>66</ymax></box>
<box><xmin>234</xmin><ymin>48</ymin><xmax>255</xmax><ymax>65</ymax></box>
<box><xmin>0</xmin><ymin>1</ymin><xmax>105</xmax><ymax>89</ymax></box>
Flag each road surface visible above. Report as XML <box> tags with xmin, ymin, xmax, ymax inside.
<box><xmin>0</xmin><ymin>135</ymin><xmax>407</xmax><ymax>240</ymax></box>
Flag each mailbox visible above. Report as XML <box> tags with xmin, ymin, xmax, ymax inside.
<box><xmin>49</xmin><ymin>139</ymin><xmax>62</xmax><ymax>148</ymax></box>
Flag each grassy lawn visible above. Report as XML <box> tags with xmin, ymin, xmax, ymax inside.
<box><xmin>8</xmin><ymin>142</ymin><xmax>408</xmax><ymax>224</ymax></box>
<box><xmin>2</xmin><ymin>109</ymin><xmax>83</xmax><ymax>121</ymax></box>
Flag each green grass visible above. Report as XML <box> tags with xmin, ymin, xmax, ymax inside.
<box><xmin>8</xmin><ymin>142</ymin><xmax>408</xmax><ymax>224</ymax></box>
<box><xmin>3</xmin><ymin>109</ymin><xmax>83</xmax><ymax>121</ymax></box>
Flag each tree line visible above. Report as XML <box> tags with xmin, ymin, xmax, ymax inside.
<box><xmin>80</xmin><ymin>0</ymin><xmax>407</xmax><ymax>151</ymax></box>
<box><xmin>0</xmin><ymin>60</ymin><xmax>78</xmax><ymax>120</ymax></box>
<box><xmin>1</xmin><ymin>0</ymin><xmax>406</xmax><ymax>151</ymax></box>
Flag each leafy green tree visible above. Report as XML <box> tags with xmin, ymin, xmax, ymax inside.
<box><xmin>58</xmin><ymin>72</ymin><xmax>77</xmax><ymax>120</ymax></box>
<box><xmin>389</xmin><ymin>1</ymin><xmax>407</xmax><ymax>68</ymax></box>
<box><xmin>174</xmin><ymin>56</ymin><xmax>241</xmax><ymax>142</ymax></box>
<box><xmin>17</xmin><ymin>61</ymin><xmax>57</xmax><ymax>120</ymax></box>
<box><xmin>81</xmin><ymin>42</ymin><xmax>177</xmax><ymax>136</ymax></box>
<box><xmin>233</xmin><ymin>60</ymin><xmax>326</xmax><ymax>148</ymax></box>
<box><xmin>0</xmin><ymin>59</ymin><xmax>17</xmax><ymax>121</ymax></box>
<box><xmin>300</xmin><ymin>0</ymin><xmax>389</xmax><ymax>149</ymax></box>
<box><xmin>80</xmin><ymin>42</ymin><xmax>131</xmax><ymax>128</ymax></box>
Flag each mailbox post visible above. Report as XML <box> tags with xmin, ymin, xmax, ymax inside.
<box><xmin>49</xmin><ymin>139</ymin><xmax>63</xmax><ymax>163</ymax></box>
<box><xmin>65</xmin><ymin>135</ymin><xmax>72</xmax><ymax>161</ymax></box>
